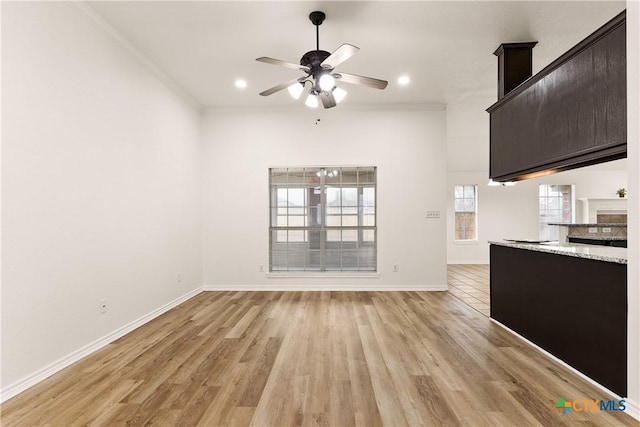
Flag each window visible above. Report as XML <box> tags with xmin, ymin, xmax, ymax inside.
<box><xmin>454</xmin><ymin>185</ymin><xmax>477</xmax><ymax>240</ymax></box>
<box><xmin>539</xmin><ymin>184</ymin><xmax>574</xmax><ymax>241</ymax></box>
<box><xmin>270</xmin><ymin>166</ymin><xmax>376</xmax><ymax>272</ymax></box>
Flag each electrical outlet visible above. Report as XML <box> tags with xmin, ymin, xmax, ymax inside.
<box><xmin>258</xmin><ymin>265</ymin><xmax>264</xmax><ymax>272</ymax></box>
<box><xmin>588</xmin><ymin>227</ymin><xmax>598</xmax><ymax>233</ymax></box>
<box><xmin>100</xmin><ymin>299</ymin><xmax>108</xmax><ymax>314</ymax></box>
<box><xmin>393</xmin><ymin>264</ymin><xmax>399</xmax><ymax>272</ymax></box>
<box><xmin>176</xmin><ymin>272</ymin><xmax>182</xmax><ymax>283</ymax></box>
<box><xmin>426</xmin><ymin>211</ymin><xmax>440</xmax><ymax>219</ymax></box>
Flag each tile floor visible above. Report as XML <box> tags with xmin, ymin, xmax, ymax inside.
<box><xmin>447</xmin><ymin>264</ymin><xmax>490</xmax><ymax>316</ymax></box>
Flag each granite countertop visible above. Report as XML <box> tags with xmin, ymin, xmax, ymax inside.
<box><xmin>548</xmin><ymin>223</ymin><xmax>627</xmax><ymax>227</ymax></box>
<box><xmin>489</xmin><ymin>240</ymin><xmax>627</xmax><ymax>264</ymax></box>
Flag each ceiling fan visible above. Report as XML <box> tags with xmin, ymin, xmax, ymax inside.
<box><xmin>256</xmin><ymin>11</ymin><xmax>388</xmax><ymax>109</ymax></box>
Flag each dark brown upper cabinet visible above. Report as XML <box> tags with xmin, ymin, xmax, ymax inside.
<box><xmin>487</xmin><ymin>11</ymin><xmax>626</xmax><ymax>182</ymax></box>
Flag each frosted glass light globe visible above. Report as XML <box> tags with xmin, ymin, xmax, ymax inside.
<box><xmin>319</xmin><ymin>74</ymin><xmax>335</xmax><ymax>92</ymax></box>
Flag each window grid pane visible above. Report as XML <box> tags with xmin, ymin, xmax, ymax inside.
<box><xmin>270</xmin><ymin>167</ymin><xmax>376</xmax><ymax>272</ymax></box>
<box><xmin>454</xmin><ymin>184</ymin><xmax>477</xmax><ymax>240</ymax></box>
<box><xmin>539</xmin><ymin>184</ymin><xmax>573</xmax><ymax>241</ymax></box>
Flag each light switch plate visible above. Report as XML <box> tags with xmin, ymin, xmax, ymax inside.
<box><xmin>426</xmin><ymin>211</ymin><xmax>440</xmax><ymax>219</ymax></box>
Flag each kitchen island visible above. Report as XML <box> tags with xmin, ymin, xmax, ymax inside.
<box><xmin>490</xmin><ymin>240</ymin><xmax>627</xmax><ymax>396</ymax></box>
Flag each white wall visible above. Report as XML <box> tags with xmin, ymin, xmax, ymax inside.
<box><xmin>446</xmin><ymin>92</ymin><xmax>491</xmax><ymax>173</ymax></box>
<box><xmin>1</xmin><ymin>2</ymin><xmax>202</xmax><ymax>395</ymax></box>
<box><xmin>625</xmin><ymin>0</ymin><xmax>639</xmax><ymax>418</ymax></box>
<box><xmin>447</xmin><ymin>160</ymin><xmax>628</xmax><ymax>264</ymax></box>
<box><xmin>201</xmin><ymin>107</ymin><xmax>447</xmax><ymax>290</ymax></box>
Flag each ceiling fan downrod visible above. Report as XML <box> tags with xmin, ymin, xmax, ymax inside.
<box><xmin>309</xmin><ymin>11</ymin><xmax>326</xmax><ymax>51</ymax></box>
<box><xmin>300</xmin><ymin>11</ymin><xmax>331</xmax><ymax>72</ymax></box>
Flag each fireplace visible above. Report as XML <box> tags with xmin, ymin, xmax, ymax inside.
<box><xmin>578</xmin><ymin>198</ymin><xmax>627</xmax><ymax>224</ymax></box>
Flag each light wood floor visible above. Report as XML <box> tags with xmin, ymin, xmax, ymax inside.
<box><xmin>2</xmin><ymin>291</ymin><xmax>636</xmax><ymax>426</ymax></box>
<box><xmin>447</xmin><ymin>264</ymin><xmax>490</xmax><ymax>316</ymax></box>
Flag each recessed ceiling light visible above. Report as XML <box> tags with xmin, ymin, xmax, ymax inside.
<box><xmin>235</xmin><ymin>79</ymin><xmax>247</xmax><ymax>89</ymax></box>
<box><xmin>398</xmin><ymin>75</ymin><xmax>410</xmax><ymax>86</ymax></box>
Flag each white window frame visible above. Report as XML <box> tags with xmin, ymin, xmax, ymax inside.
<box><xmin>269</xmin><ymin>166</ymin><xmax>377</xmax><ymax>272</ymax></box>
<box><xmin>539</xmin><ymin>184</ymin><xmax>575</xmax><ymax>241</ymax></box>
<box><xmin>454</xmin><ymin>184</ymin><xmax>478</xmax><ymax>241</ymax></box>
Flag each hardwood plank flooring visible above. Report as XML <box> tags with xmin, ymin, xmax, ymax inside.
<box><xmin>2</xmin><ymin>291</ymin><xmax>637</xmax><ymax>426</ymax></box>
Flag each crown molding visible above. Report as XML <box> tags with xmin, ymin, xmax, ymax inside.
<box><xmin>202</xmin><ymin>102</ymin><xmax>447</xmax><ymax>115</ymax></box>
<box><xmin>70</xmin><ymin>2</ymin><xmax>202</xmax><ymax>112</ymax></box>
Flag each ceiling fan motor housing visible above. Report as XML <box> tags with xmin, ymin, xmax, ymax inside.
<box><xmin>300</xmin><ymin>50</ymin><xmax>331</xmax><ymax>69</ymax></box>
<box><xmin>300</xmin><ymin>50</ymin><xmax>333</xmax><ymax>93</ymax></box>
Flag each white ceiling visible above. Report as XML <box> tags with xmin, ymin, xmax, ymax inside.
<box><xmin>87</xmin><ymin>1</ymin><xmax>625</xmax><ymax>109</ymax></box>
<box><xmin>86</xmin><ymin>1</ymin><xmax>626</xmax><ymax>172</ymax></box>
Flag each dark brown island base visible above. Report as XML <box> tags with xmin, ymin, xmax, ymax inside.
<box><xmin>490</xmin><ymin>241</ymin><xmax>627</xmax><ymax>397</ymax></box>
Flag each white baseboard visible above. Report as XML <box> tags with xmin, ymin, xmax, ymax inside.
<box><xmin>625</xmin><ymin>398</ymin><xmax>640</xmax><ymax>421</ymax></box>
<box><xmin>0</xmin><ymin>287</ymin><xmax>203</xmax><ymax>403</ymax></box>
<box><xmin>490</xmin><ymin>317</ymin><xmax>639</xmax><ymax>421</ymax></box>
<box><xmin>447</xmin><ymin>261</ymin><xmax>489</xmax><ymax>265</ymax></box>
<box><xmin>203</xmin><ymin>284</ymin><xmax>448</xmax><ymax>291</ymax></box>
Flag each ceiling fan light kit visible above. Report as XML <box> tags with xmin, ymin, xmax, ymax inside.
<box><xmin>318</xmin><ymin>74</ymin><xmax>335</xmax><ymax>92</ymax></box>
<box><xmin>256</xmin><ymin>11</ymin><xmax>388</xmax><ymax>109</ymax></box>
<box><xmin>287</xmin><ymin>82</ymin><xmax>304</xmax><ymax>99</ymax></box>
<box><xmin>305</xmin><ymin>93</ymin><xmax>319</xmax><ymax>108</ymax></box>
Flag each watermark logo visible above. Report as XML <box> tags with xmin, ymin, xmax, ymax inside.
<box><xmin>555</xmin><ymin>398</ymin><xmax>572</xmax><ymax>415</ymax></box>
<box><xmin>555</xmin><ymin>398</ymin><xmax>626</xmax><ymax>415</ymax></box>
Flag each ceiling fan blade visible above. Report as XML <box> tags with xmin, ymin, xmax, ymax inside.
<box><xmin>256</xmin><ymin>57</ymin><xmax>310</xmax><ymax>72</ymax></box>
<box><xmin>319</xmin><ymin>91</ymin><xmax>337</xmax><ymax>109</ymax></box>
<box><xmin>259</xmin><ymin>78</ymin><xmax>304</xmax><ymax>97</ymax></box>
<box><xmin>321</xmin><ymin>44</ymin><xmax>359</xmax><ymax>69</ymax></box>
<box><xmin>334</xmin><ymin>72</ymin><xmax>388</xmax><ymax>90</ymax></box>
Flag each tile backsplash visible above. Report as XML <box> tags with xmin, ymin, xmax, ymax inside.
<box><xmin>569</xmin><ymin>225</ymin><xmax>627</xmax><ymax>238</ymax></box>
<box><xmin>597</xmin><ymin>214</ymin><xmax>627</xmax><ymax>224</ymax></box>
